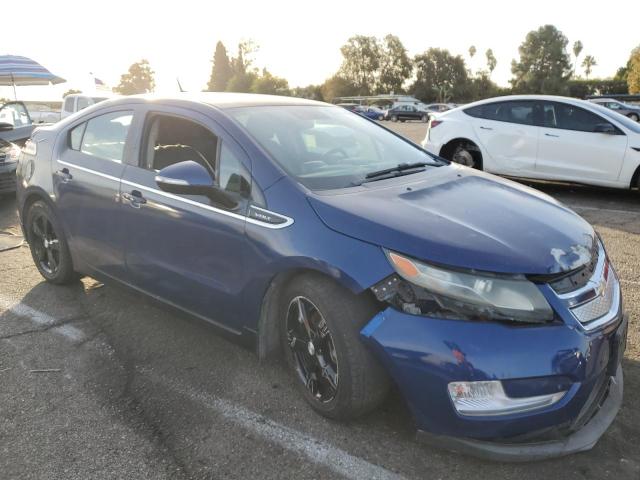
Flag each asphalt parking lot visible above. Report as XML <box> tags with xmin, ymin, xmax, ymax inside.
<box><xmin>1</xmin><ymin>121</ymin><xmax>639</xmax><ymax>480</ymax></box>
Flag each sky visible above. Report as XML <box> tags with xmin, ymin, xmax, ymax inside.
<box><xmin>2</xmin><ymin>0</ymin><xmax>638</xmax><ymax>101</ymax></box>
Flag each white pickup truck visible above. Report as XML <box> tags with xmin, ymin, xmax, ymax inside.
<box><xmin>60</xmin><ymin>94</ymin><xmax>109</xmax><ymax>119</ymax></box>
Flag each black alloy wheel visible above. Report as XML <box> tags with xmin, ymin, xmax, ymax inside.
<box><xmin>29</xmin><ymin>212</ymin><xmax>61</xmax><ymax>275</ymax></box>
<box><xmin>285</xmin><ymin>296</ymin><xmax>339</xmax><ymax>403</ymax></box>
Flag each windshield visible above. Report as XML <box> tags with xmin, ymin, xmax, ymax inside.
<box><xmin>229</xmin><ymin>105</ymin><xmax>440</xmax><ymax>190</ymax></box>
<box><xmin>590</xmin><ymin>103</ymin><xmax>640</xmax><ymax>134</ymax></box>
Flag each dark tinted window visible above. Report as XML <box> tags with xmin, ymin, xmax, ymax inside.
<box><xmin>464</xmin><ymin>101</ymin><xmax>536</xmax><ymax>126</ymax></box>
<box><xmin>542</xmin><ymin>102</ymin><xmax>606</xmax><ymax>132</ymax></box>
<box><xmin>81</xmin><ymin>111</ymin><xmax>132</xmax><ymax>162</ymax></box>
<box><xmin>143</xmin><ymin>114</ymin><xmax>250</xmax><ymax>198</ymax></box>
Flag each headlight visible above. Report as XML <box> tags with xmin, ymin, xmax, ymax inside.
<box><xmin>385</xmin><ymin>250</ymin><xmax>553</xmax><ymax>323</ymax></box>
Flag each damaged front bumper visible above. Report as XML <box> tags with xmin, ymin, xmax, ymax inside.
<box><xmin>361</xmin><ymin>307</ymin><xmax>627</xmax><ymax>461</ymax></box>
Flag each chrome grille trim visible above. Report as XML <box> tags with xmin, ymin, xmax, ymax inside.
<box><xmin>556</xmin><ymin>243</ymin><xmax>621</xmax><ymax>331</ymax></box>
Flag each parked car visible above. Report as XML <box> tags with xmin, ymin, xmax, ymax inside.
<box><xmin>354</xmin><ymin>105</ymin><xmax>385</xmax><ymax>120</ymax></box>
<box><xmin>423</xmin><ymin>95</ymin><xmax>640</xmax><ymax>190</ymax></box>
<box><xmin>60</xmin><ymin>94</ymin><xmax>109</xmax><ymax>119</ymax></box>
<box><xmin>0</xmin><ymin>137</ymin><xmax>20</xmax><ymax>194</ymax></box>
<box><xmin>17</xmin><ymin>93</ymin><xmax>626</xmax><ymax>460</ymax></box>
<box><xmin>385</xmin><ymin>104</ymin><xmax>429</xmax><ymax>122</ymax></box>
<box><xmin>424</xmin><ymin>103</ymin><xmax>453</xmax><ymax>113</ymax></box>
<box><xmin>588</xmin><ymin>98</ymin><xmax>640</xmax><ymax>122</ymax></box>
<box><xmin>0</xmin><ymin>101</ymin><xmax>39</xmax><ymax>145</ymax></box>
<box><xmin>335</xmin><ymin>102</ymin><xmax>358</xmax><ymax>112</ymax></box>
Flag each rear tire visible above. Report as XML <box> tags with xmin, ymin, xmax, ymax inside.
<box><xmin>26</xmin><ymin>201</ymin><xmax>77</xmax><ymax>284</ymax></box>
<box><xmin>629</xmin><ymin>113</ymin><xmax>639</xmax><ymax>122</ymax></box>
<box><xmin>280</xmin><ymin>274</ymin><xmax>389</xmax><ymax>420</ymax></box>
<box><xmin>421</xmin><ymin>114</ymin><xmax>428</xmax><ymax>122</ymax></box>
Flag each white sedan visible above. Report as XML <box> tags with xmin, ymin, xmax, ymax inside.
<box><xmin>422</xmin><ymin>95</ymin><xmax>640</xmax><ymax>190</ymax></box>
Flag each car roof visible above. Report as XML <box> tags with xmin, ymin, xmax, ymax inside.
<box><xmin>447</xmin><ymin>95</ymin><xmax>600</xmax><ymax>113</ymax></box>
<box><xmin>106</xmin><ymin>92</ymin><xmax>328</xmax><ymax>109</ymax></box>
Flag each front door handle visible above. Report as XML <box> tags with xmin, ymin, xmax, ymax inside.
<box><xmin>479</xmin><ymin>126</ymin><xmax>493</xmax><ymax>130</ymax></box>
<box><xmin>55</xmin><ymin>168</ymin><xmax>73</xmax><ymax>182</ymax></box>
<box><xmin>545</xmin><ymin>133</ymin><xmax>560</xmax><ymax>138</ymax></box>
<box><xmin>122</xmin><ymin>190</ymin><xmax>147</xmax><ymax>208</ymax></box>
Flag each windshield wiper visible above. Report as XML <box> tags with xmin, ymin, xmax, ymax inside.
<box><xmin>361</xmin><ymin>162</ymin><xmax>429</xmax><ymax>183</ymax></box>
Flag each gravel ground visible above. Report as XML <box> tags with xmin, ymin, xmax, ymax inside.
<box><xmin>0</xmin><ymin>121</ymin><xmax>638</xmax><ymax>479</ymax></box>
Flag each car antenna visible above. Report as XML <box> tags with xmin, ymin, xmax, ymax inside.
<box><xmin>177</xmin><ymin>77</ymin><xmax>185</xmax><ymax>93</ymax></box>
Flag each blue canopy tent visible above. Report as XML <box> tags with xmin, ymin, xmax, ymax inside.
<box><xmin>0</xmin><ymin>55</ymin><xmax>65</xmax><ymax>100</ymax></box>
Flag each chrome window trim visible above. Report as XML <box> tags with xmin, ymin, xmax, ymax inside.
<box><xmin>56</xmin><ymin>159</ymin><xmax>294</xmax><ymax>229</ymax></box>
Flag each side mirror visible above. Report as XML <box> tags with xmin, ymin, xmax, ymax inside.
<box><xmin>594</xmin><ymin>123</ymin><xmax>616</xmax><ymax>134</ymax></box>
<box><xmin>155</xmin><ymin>160</ymin><xmax>237</xmax><ymax>209</ymax></box>
<box><xmin>0</xmin><ymin>122</ymin><xmax>13</xmax><ymax>132</ymax></box>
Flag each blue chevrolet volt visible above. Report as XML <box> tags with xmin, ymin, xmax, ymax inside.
<box><xmin>16</xmin><ymin>93</ymin><xmax>627</xmax><ymax>461</ymax></box>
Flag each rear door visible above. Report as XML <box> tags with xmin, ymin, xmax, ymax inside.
<box><xmin>465</xmin><ymin>100</ymin><xmax>540</xmax><ymax>175</ymax></box>
<box><xmin>536</xmin><ymin>101</ymin><xmax>628</xmax><ymax>182</ymax></box>
<box><xmin>53</xmin><ymin>107</ymin><xmax>137</xmax><ymax>278</ymax></box>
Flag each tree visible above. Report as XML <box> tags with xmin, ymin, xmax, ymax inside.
<box><xmin>114</xmin><ymin>59</ymin><xmax>155</xmax><ymax>95</ymax></box>
<box><xmin>206</xmin><ymin>41</ymin><xmax>233</xmax><ymax>91</ymax></box>
<box><xmin>291</xmin><ymin>84</ymin><xmax>324</xmax><ymax>101</ymax></box>
<box><xmin>338</xmin><ymin>35</ymin><xmax>381</xmax><ymax>95</ymax></box>
<box><xmin>226</xmin><ymin>40</ymin><xmax>259</xmax><ymax>93</ymax></box>
<box><xmin>63</xmin><ymin>89</ymin><xmax>82</xmax><ymax>97</ymax></box>
<box><xmin>411</xmin><ymin>48</ymin><xmax>468</xmax><ymax>102</ymax></box>
<box><xmin>485</xmin><ymin>49</ymin><xmax>497</xmax><ymax>77</ymax></box>
<box><xmin>581</xmin><ymin>55</ymin><xmax>597</xmax><ymax>79</ymax></box>
<box><xmin>376</xmin><ymin>34</ymin><xmax>412</xmax><ymax>94</ymax></box>
<box><xmin>469</xmin><ymin>45</ymin><xmax>476</xmax><ymax>59</ymax></box>
<box><xmin>511</xmin><ymin>25</ymin><xmax>572</xmax><ymax>94</ymax></box>
<box><xmin>627</xmin><ymin>45</ymin><xmax>640</xmax><ymax>94</ymax></box>
<box><xmin>320</xmin><ymin>74</ymin><xmax>357</xmax><ymax>102</ymax></box>
<box><xmin>251</xmin><ymin>69</ymin><xmax>290</xmax><ymax>95</ymax></box>
<box><xmin>572</xmin><ymin>40</ymin><xmax>583</xmax><ymax>77</ymax></box>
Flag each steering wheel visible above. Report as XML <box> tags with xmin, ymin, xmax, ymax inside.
<box><xmin>322</xmin><ymin>147</ymin><xmax>348</xmax><ymax>162</ymax></box>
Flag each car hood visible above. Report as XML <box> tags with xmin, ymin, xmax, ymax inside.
<box><xmin>307</xmin><ymin>166</ymin><xmax>596</xmax><ymax>275</ymax></box>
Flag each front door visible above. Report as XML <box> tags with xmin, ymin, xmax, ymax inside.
<box><xmin>53</xmin><ymin>107</ymin><xmax>136</xmax><ymax>278</ymax></box>
<box><xmin>537</xmin><ymin>101</ymin><xmax>628</xmax><ymax>183</ymax></box>
<box><xmin>120</xmin><ymin>107</ymin><xmax>253</xmax><ymax>332</ymax></box>
<box><xmin>468</xmin><ymin>100</ymin><xmax>540</xmax><ymax>175</ymax></box>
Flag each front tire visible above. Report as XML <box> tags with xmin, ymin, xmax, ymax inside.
<box><xmin>391</xmin><ymin>115</ymin><xmax>398</xmax><ymax>122</ymax></box>
<box><xmin>26</xmin><ymin>201</ymin><xmax>77</xmax><ymax>284</ymax></box>
<box><xmin>280</xmin><ymin>274</ymin><xmax>389</xmax><ymax>420</ymax></box>
<box><xmin>629</xmin><ymin>113</ymin><xmax>639</xmax><ymax>122</ymax></box>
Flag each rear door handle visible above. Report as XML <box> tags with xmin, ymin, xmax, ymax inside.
<box><xmin>545</xmin><ymin>133</ymin><xmax>559</xmax><ymax>138</ymax></box>
<box><xmin>122</xmin><ymin>190</ymin><xmax>147</xmax><ymax>208</ymax></box>
<box><xmin>479</xmin><ymin>126</ymin><xmax>493</xmax><ymax>130</ymax></box>
<box><xmin>55</xmin><ymin>168</ymin><xmax>73</xmax><ymax>182</ymax></box>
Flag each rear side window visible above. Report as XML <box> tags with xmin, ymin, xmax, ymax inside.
<box><xmin>542</xmin><ymin>102</ymin><xmax>607</xmax><ymax>132</ymax></box>
<box><xmin>465</xmin><ymin>101</ymin><xmax>536</xmax><ymax>126</ymax></box>
<box><xmin>68</xmin><ymin>111</ymin><xmax>133</xmax><ymax>162</ymax></box>
<box><xmin>76</xmin><ymin>97</ymin><xmax>90</xmax><ymax>111</ymax></box>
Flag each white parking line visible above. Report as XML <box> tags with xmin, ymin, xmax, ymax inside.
<box><xmin>0</xmin><ymin>295</ymin><xmax>404</xmax><ymax>479</ymax></box>
<box><xmin>0</xmin><ymin>296</ymin><xmax>85</xmax><ymax>341</ymax></box>
<box><xmin>142</xmin><ymin>368</ymin><xmax>407</xmax><ymax>480</ymax></box>
<box><xmin>566</xmin><ymin>204</ymin><xmax>640</xmax><ymax>215</ymax></box>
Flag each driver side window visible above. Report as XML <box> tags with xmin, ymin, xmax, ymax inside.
<box><xmin>143</xmin><ymin>114</ymin><xmax>250</xmax><ymax>198</ymax></box>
